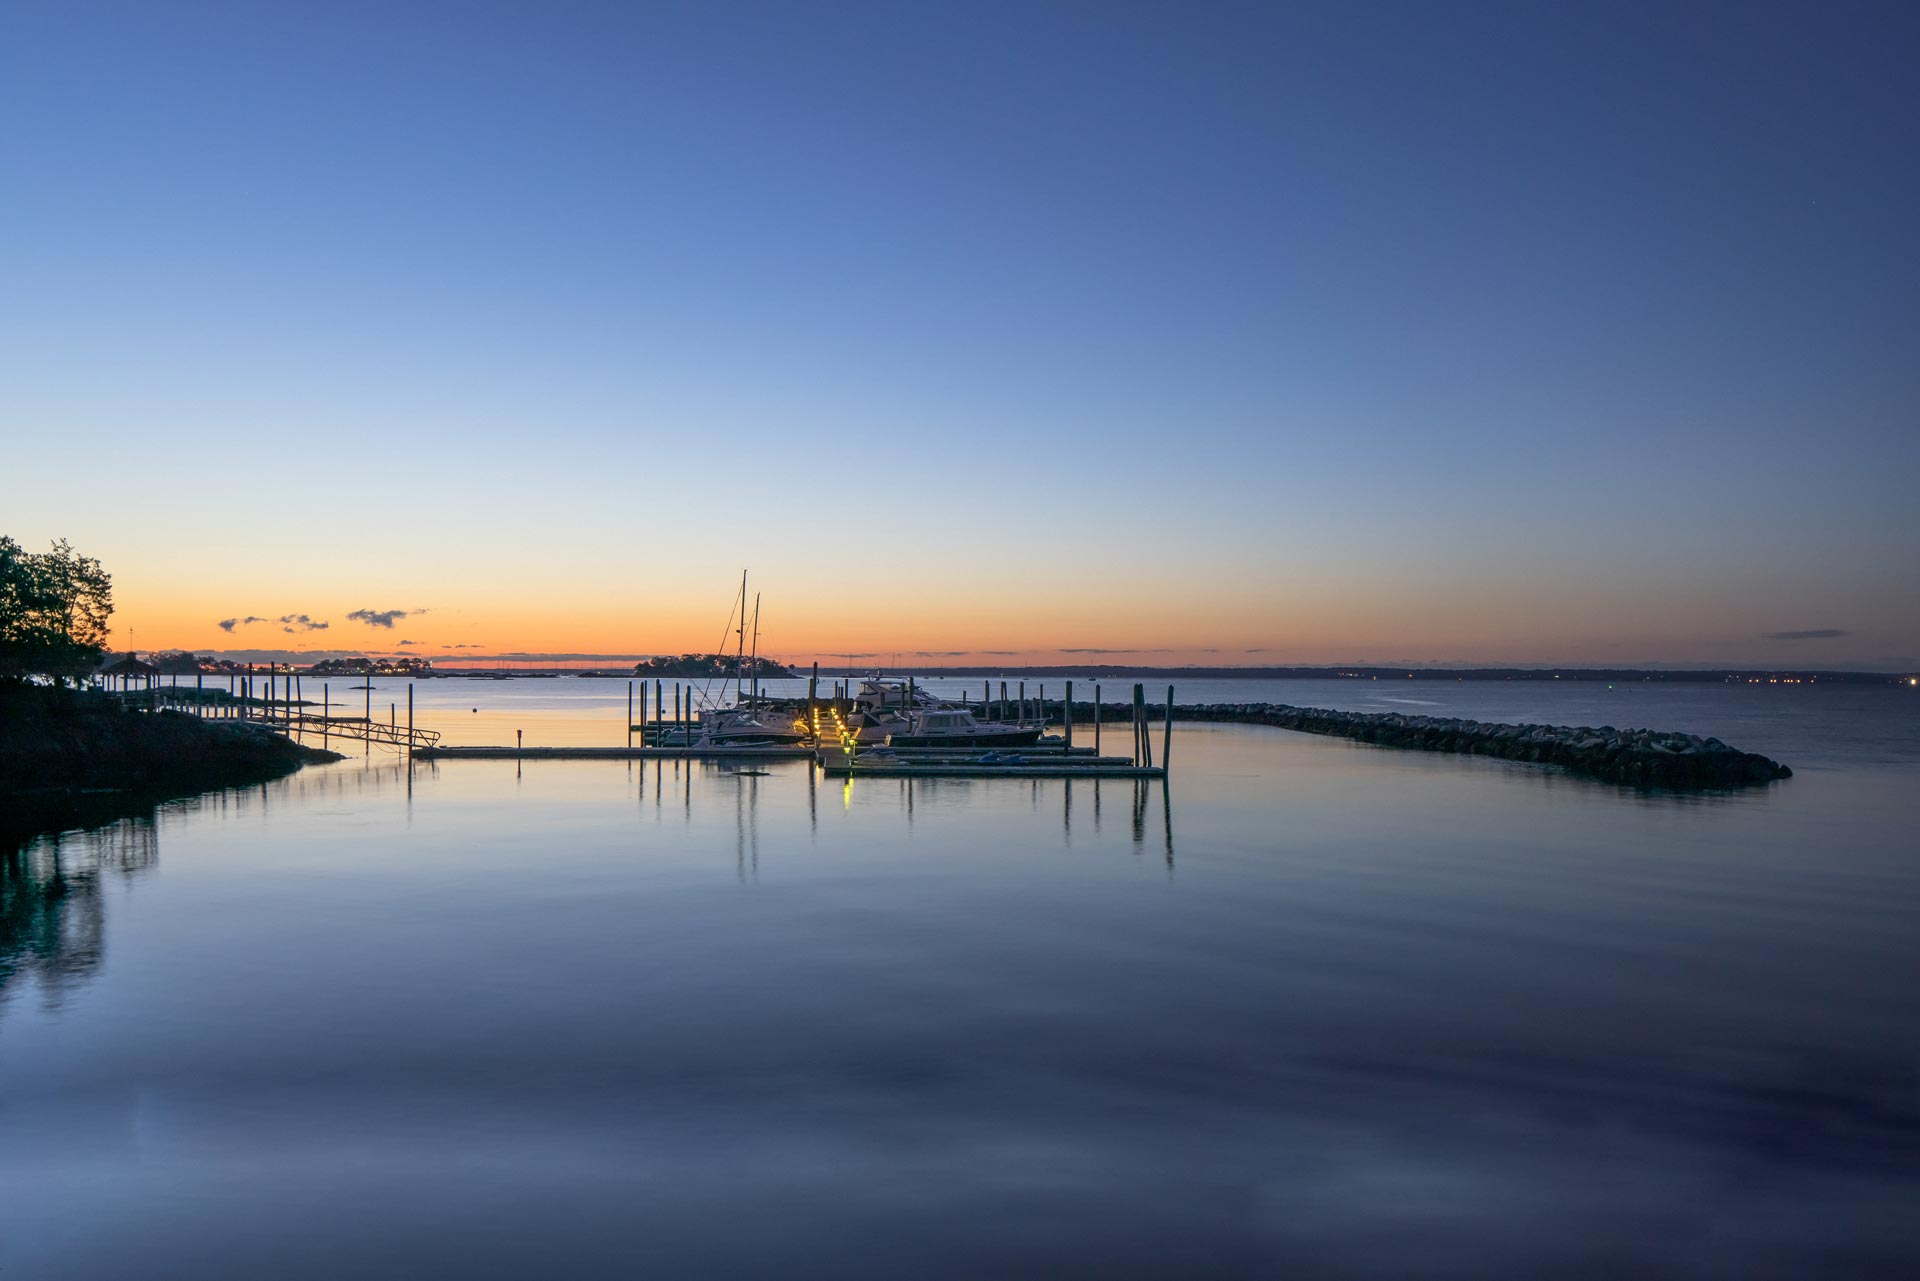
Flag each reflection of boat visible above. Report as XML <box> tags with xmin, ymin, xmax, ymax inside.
<box><xmin>848</xmin><ymin>678</ymin><xmax>1046</xmax><ymax>747</ymax></box>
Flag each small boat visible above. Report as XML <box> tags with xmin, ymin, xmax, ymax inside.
<box><xmin>848</xmin><ymin>678</ymin><xmax>1046</xmax><ymax>748</ymax></box>
<box><xmin>652</xmin><ymin>701</ymin><xmax>810</xmax><ymax>748</ymax></box>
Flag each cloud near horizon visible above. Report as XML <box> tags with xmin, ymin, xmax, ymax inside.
<box><xmin>348</xmin><ymin>607</ymin><xmax>425</xmax><ymax>629</ymax></box>
<box><xmin>1766</xmin><ymin>628</ymin><xmax>1850</xmax><ymax>641</ymax></box>
<box><xmin>219</xmin><ymin>613</ymin><xmax>329</xmax><ymax>633</ymax></box>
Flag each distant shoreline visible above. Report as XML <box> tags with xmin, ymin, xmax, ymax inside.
<box><xmin>437</xmin><ymin>665</ymin><xmax>1910</xmax><ymax>684</ymax></box>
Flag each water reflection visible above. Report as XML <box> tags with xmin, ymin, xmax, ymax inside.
<box><xmin>1</xmin><ymin>815</ymin><xmax>157</xmax><ymax>1013</ymax></box>
<box><xmin>4</xmin><ymin>724</ymin><xmax>1917</xmax><ymax>1277</ymax></box>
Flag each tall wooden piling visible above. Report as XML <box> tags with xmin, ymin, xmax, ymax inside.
<box><xmin>1163</xmin><ymin>685</ymin><xmax>1174</xmax><ymax>773</ymax></box>
<box><xmin>1093</xmin><ymin>683</ymin><xmax>1101</xmax><ymax>755</ymax></box>
<box><xmin>408</xmin><ymin>684</ymin><xmax>414</xmax><ymax>757</ymax></box>
<box><xmin>655</xmin><ymin>679</ymin><xmax>664</xmax><ymax>747</ymax></box>
<box><xmin>1140</xmin><ymin>685</ymin><xmax>1153</xmax><ymax>770</ymax></box>
<box><xmin>637</xmin><ymin>681</ymin><xmax>646</xmax><ymax>743</ymax></box>
<box><xmin>323</xmin><ymin>684</ymin><xmax>329</xmax><ymax>747</ymax></box>
<box><xmin>1064</xmin><ymin>681</ymin><xmax>1074</xmax><ymax>749</ymax></box>
<box><xmin>628</xmin><ymin>681</ymin><xmax>634</xmax><ymax>748</ymax></box>
<box><xmin>1124</xmin><ymin>686</ymin><xmax>1134</xmax><ymax>764</ymax></box>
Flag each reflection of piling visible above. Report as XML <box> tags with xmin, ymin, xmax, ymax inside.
<box><xmin>1162</xmin><ymin>778</ymin><xmax>1174</xmax><ymax>869</ymax></box>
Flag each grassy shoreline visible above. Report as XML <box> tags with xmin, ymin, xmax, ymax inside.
<box><xmin>1</xmin><ymin>686</ymin><xmax>340</xmax><ymax>841</ymax></box>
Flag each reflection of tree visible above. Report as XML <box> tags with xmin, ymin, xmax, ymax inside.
<box><xmin>1</xmin><ymin>816</ymin><xmax>157</xmax><ymax>1013</ymax></box>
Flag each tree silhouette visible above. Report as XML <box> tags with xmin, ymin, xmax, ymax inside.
<box><xmin>0</xmin><ymin>536</ymin><xmax>115</xmax><ymax>684</ymax></box>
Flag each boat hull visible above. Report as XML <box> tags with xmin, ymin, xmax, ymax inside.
<box><xmin>883</xmin><ymin>727</ymin><xmax>1045</xmax><ymax>748</ymax></box>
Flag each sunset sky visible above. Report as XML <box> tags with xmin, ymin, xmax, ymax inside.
<box><xmin>4</xmin><ymin>2</ymin><xmax>1916</xmax><ymax>669</ymax></box>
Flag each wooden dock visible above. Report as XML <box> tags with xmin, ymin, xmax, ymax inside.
<box><xmin>819</xmin><ymin>760</ymin><xmax>1166</xmax><ymax>779</ymax></box>
<box><xmin>414</xmin><ymin>745</ymin><xmax>815</xmax><ymax>761</ymax></box>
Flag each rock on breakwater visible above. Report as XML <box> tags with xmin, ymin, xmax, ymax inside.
<box><xmin>1176</xmin><ymin>703</ymin><xmax>1791</xmax><ymax>788</ymax></box>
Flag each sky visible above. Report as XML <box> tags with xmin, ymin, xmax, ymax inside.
<box><xmin>3</xmin><ymin>1</ymin><xmax>1917</xmax><ymax>670</ymax></box>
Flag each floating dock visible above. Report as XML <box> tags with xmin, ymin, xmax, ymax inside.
<box><xmin>414</xmin><ymin>678</ymin><xmax>1177</xmax><ymax>781</ymax></box>
<box><xmin>413</xmin><ymin>745</ymin><xmax>815</xmax><ymax>761</ymax></box>
<box><xmin>819</xmin><ymin>759</ymin><xmax>1165</xmax><ymax>779</ymax></box>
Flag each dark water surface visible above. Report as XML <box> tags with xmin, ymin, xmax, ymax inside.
<box><xmin>4</xmin><ymin>685</ymin><xmax>1917</xmax><ymax>1278</ymax></box>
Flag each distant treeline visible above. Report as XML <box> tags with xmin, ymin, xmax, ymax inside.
<box><xmin>863</xmin><ymin>665</ymin><xmax>1912</xmax><ymax>684</ymax></box>
<box><xmin>633</xmin><ymin>653</ymin><xmax>795</xmax><ymax>679</ymax></box>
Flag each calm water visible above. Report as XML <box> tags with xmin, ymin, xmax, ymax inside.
<box><xmin>4</xmin><ymin>681</ymin><xmax>1917</xmax><ymax>1277</ymax></box>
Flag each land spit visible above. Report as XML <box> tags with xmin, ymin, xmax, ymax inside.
<box><xmin>1</xmin><ymin>695</ymin><xmax>341</xmax><ymax>797</ymax></box>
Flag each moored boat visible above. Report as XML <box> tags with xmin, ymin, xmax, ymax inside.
<box><xmin>848</xmin><ymin>678</ymin><xmax>1046</xmax><ymax>748</ymax></box>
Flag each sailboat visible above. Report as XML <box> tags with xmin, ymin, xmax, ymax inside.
<box><xmin>654</xmin><ymin>573</ymin><xmax>808</xmax><ymax>748</ymax></box>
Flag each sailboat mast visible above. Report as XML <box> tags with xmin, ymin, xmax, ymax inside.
<box><xmin>734</xmin><ymin>570</ymin><xmax>747</xmax><ymax>705</ymax></box>
<box><xmin>749</xmin><ymin>592</ymin><xmax>762</xmax><ymax>702</ymax></box>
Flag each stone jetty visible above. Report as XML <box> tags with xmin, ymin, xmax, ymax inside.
<box><xmin>1172</xmin><ymin>703</ymin><xmax>1791</xmax><ymax>788</ymax></box>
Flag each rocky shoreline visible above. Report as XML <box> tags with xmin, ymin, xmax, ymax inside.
<box><xmin>1173</xmin><ymin>702</ymin><xmax>1791</xmax><ymax>788</ymax></box>
<box><xmin>941</xmin><ymin>696</ymin><xmax>1793</xmax><ymax>790</ymax></box>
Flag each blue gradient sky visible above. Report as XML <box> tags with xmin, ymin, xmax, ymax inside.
<box><xmin>3</xmin><ymin>1</ymin><xmax>1916</xmax><ymax>667</ymax></box>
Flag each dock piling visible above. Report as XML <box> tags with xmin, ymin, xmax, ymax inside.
<box><xmin>1163</xmin><ymin>685</ymin><xmax>1173</xmax><ymax>773</ymax></box>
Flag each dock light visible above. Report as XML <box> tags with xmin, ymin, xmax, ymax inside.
<box><xmin>1911</xmin><ymin>677</ymin><xmax>1917</xmax><ymax>687</ymax></box>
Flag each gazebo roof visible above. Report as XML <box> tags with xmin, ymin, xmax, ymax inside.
<box><xmin>99</xmin><ymin>654</ymin><xmax>158</xmax><ymax>676</ymax></box>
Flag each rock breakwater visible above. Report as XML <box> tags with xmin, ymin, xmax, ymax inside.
<box><xmin>1175</xmin><ymin>703</ymin><xmax>1791</xmax><ymax>788</ymax></box>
